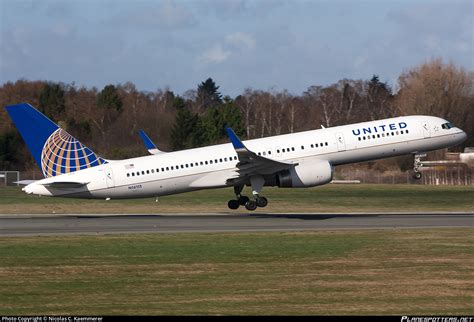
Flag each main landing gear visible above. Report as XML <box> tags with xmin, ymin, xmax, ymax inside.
<box><xmin>227</xmin><ymin>176</ymin><xmax>269</xmax><ymax>211</ymax></box>
<box><xmin>412</xmin><ymin>153</ymin><xmax>426</xmax><ymax>180</ymax></box>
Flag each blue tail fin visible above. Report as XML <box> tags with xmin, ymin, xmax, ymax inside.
<box><xmin>5</xmin><ymin>103</ymin><xmax>107</xmax><ymax>178</ymax></box>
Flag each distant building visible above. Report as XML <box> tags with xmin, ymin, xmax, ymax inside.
<box><xmin>420</xmin><ymin>148</ymin><xmax>473</xmax><ymax>185</ymax></box>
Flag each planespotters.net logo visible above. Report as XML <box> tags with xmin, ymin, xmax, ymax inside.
<box><xmin>402</xmin><ymin>317</ymin><xmax>474</xmax><ymax>322</ymax></box>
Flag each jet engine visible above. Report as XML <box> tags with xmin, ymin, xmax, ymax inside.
<box><xmin>274</xmin><ymin>160</ymin><xmax>333</xmax><ymax>188</ymax></box>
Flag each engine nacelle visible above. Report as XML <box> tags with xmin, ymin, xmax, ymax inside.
<box><xmin>275</xmin><ymin>160</ymin><xmax>333</xmax><ymax>188</ymax></box>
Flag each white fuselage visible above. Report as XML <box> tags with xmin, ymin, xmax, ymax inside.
<box><xmin>24</xmin><ymin>115</ymin><xmax>467</xmax><ymax>198</ymax></box>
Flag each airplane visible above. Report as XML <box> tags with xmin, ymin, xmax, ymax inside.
<box><xmin>4</xmin><ymin>103</ymin><xmax>467</xmax><ymax>211</ymax></box>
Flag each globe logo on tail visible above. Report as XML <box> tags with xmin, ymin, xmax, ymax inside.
<box><xmin>40</xmin><ymin>128</ymin><xmax>106</xmax><ymax>177</ymax></box>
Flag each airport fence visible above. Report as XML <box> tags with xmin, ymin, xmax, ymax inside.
<box><xmin>0</xmin><ymin>171</ymin><xmax>20</xmax><ymax>186</ymax></box>
<box><xmin>336</xmin><ymin>167</ymin><xmax>473</xmax><ymax>185</ymax></box>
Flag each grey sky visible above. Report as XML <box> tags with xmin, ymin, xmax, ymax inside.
<box><xmin>1</xmin><ymin>0</ymin><xmax>472</xmax><ymax>97</ymax></box>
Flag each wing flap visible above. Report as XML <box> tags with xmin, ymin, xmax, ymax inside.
<box><xmin>224</xmin><ymin>127</ymin><xmax>295</xmax><ymax>183</ymax></box>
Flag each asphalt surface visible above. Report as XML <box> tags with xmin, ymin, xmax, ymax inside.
<box><xmin>0</xmin><ymin>213</ymin><xmax>472</xmax><ymax>236</ymax></box>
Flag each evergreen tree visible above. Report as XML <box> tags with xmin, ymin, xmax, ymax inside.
<box><xmin>197</xmin><ymin>78</ymin><xmax>223</xmax><ymax>111</ymax></box>
<box><xmin>0</xmin><ymin>130</ymin><xmax>21</xmax><ymax>169</ymax></box>
<box><xmin>97</xmin><ymin>84</ymin><xmax>122</xmax><ymax>112</ymax></box>
<box><xmin>38</xmin><ymin>82</ymin><xmax>65</xmax><ymax>120</ymax></box>
<box><xmin>201</xmin><ymin>96</ymin><xmax>245</xmax><ymax>143</ymax></box>
<box><xmin>170</xmin><ymin>96</ymin><xmax>203</xmax><ymax>150</ymax></box>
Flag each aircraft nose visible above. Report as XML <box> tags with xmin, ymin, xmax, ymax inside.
<box><xmin>458</xmin><ymin>130</ymin><xmax>468</xmax><ymax>144</ymax></box>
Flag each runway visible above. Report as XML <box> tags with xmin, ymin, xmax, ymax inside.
<box><xmin>0</xmin><ymin>213</ymin><xmax>472</xmax><ymax>236</ymax></box>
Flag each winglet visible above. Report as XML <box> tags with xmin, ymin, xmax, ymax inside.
<box><xmin>139</xmin><ymin>130</ymin><xmax>165</xmax><ymax>155</ymax></box>
<box><xmin>225</xmin><ymin>127</ymin><xmax>245</xmax><ymax>150</ymax></box>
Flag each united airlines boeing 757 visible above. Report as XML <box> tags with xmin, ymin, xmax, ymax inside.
<box><xmin>5</xmin><ymin>103</ymin><xmax>467</xmax><ymax>210</ymax></box>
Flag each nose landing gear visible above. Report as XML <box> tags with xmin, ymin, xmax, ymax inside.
<box><xmin>412</xmin><ymin>153</ymin><xmax>426</xmax><ymax>180</ymax></box>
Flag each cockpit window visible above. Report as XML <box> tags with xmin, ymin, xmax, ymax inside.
<box><xmin>441</xmin><ymin>122</ymin><xmax>455</xmax><ymax>130</ymax></box>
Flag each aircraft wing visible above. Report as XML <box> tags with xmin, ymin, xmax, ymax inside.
<box><xmin>139</xmin><ymin>130</ymin><xmax>166</xmax><ymax>155</ymax></box>
<box><xmin>225</xmin><ymin>127</ymin><xmax>295</xmax><ymax>184</ymax></box>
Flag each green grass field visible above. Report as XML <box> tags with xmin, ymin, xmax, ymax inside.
<box><xmin>0</xmin><ymin>184</ymin><xmax>473</xmax><ymax>214</ymax></box>
<box><xmin>0</xmin><ymin>229</ymin><xmax>473</xmax><ymax>315</ymax></box>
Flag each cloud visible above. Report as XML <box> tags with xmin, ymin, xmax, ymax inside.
<box><xmin>197</xmin><ymin>45</ymin><xmax>232</xmax><ymax>65</ymax></box>
<box><xmin>117</xmin><ymin>0</ymin><xmax>197</xmax><ymax>30</ymax></box>
<box><xmin>225</xmin><ymin>32</ymin><xmax>256</xmax><ymax>50</ymax></box>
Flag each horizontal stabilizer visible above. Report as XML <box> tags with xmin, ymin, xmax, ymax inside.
<box><xmin>14</xmin><ymin>180</ymin><xmax>37</xmax><ymax>186</ymax></box>
<box><xmin>39</xmin><ymin>181</ymin><xmax>89</xmax><ymax>188</ymax></box>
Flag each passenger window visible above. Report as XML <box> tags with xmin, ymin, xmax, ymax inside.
<box><xmin>210</xmin><ymin>160</ymin><xmax>213</xmax><ymax>164</ymax></box>
<box><xmin>156</xmin><ymin>168</ymin><xmax>159</xmax><ymax>172</ymax></box>
<box><xmin>310</xmin><ymin>144</ymin><xmax>314</xmax><ymax>148</ymax></box>
<box><xmin>301</xmin><ymin>146</ymin><xmax>304</xmax><ymax>150</ymax></box>
<box><xmin>291</xmin><ymin>147</ymin><xmax>295</xmax><ymax>151</ymax></box>
<box><xmin>127</xmin><ymin>173</ymin><xmax>130</xmax><ymax>177</ymax></box>
<box><xmin>151</xmin><ymin>169</ymin><xmax>154</xmax><ymax>173</ymax></box>
<box><xmin>406</xmin><ymin>130</ymin><xmax>409</xmax><ymax>134</ymax></box>
<box><xmin>141</xmin><ymin>171</ymin><xmax>145</xmax><ymax>175</ymax></box>
<box><xmin>219</xmin><ymin>158</ymin><xmax>223</xmax><ymax>162</ymax></box>
<box><xmin>325</xmin><ymin>142</ymin><xmax>328</xmax><ymax>146</ymax></box>
<box><xmin>166</xmin><ymin>167</ymin><xmax>169</xmax><ymax>171</ymax></box>
<box><xmin>315</xmin><ymin>143</ymin><xmax>319</xmax><ymax>147</ymax></box>
<box><xmin>358</xmin><ymin>137</ymin><xmax>361</xmax><ymax>141</ymax></box>
<box><xmin>146</xmin><ymin>170</ymin><xmax>150</xmax><ymax>174</ymax></box>
<box><xmin>268</xmin><ymin>151</ymin><xmax>271</xmax><ymax>155</ymax></box>
<box><xmin>132</xmin><ymin>173</ymin><xmax>135</xmax><ymax>176</ymax></box>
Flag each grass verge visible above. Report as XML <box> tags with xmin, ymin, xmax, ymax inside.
<box><xmin>0</xmin><ymin>184</ymin><xmax>473</xmax><ymax>214</ymax></box>
<box><xmin>0</xmin><ymin>229</ymin><xmax>473</xmax><ymax>315</ymax></box>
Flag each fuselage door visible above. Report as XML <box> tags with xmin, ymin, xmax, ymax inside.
<box><xmin>104</xmin><ymin>166</ymin><xmax>115</xmax><ymax>188</ymax></box>
<box><xmin>335</xmin><ymin>132</ymin><xmax>346</xmax><ymax>151</ymax></box>
<box><xmin>421</xmin><ymin>121</ymin><xmax>431</xmax><ymax>138</ymax></box>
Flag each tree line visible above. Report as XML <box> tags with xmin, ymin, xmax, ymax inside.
<box><xmin>1</xmin><ymin>58</ymin><xmax>473</xmax><ymax>173</ymax></box>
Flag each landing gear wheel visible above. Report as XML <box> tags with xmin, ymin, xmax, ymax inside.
<box><xmin>238</xmin><ymin>196</ymin><xmax>250</xmax><ymax>205</ymax></box>
<box><xmin>228</xmin><ymin>199</ymin><xmax>240</xmax><ymax>210</ymax></box>
<box><xmin>256</xmin><ymin>196</ymin><xmax>268</xmax><ymax>208</ymax></box>
<box><xmin>413</xmin><ymin>172</ymin><xmax>422</xmax><ymax>180</ymax></box>
<box><xmin>245</xmin><ymin>200</ymin><xmax>258</xmax><ymax>211</ymax></box>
